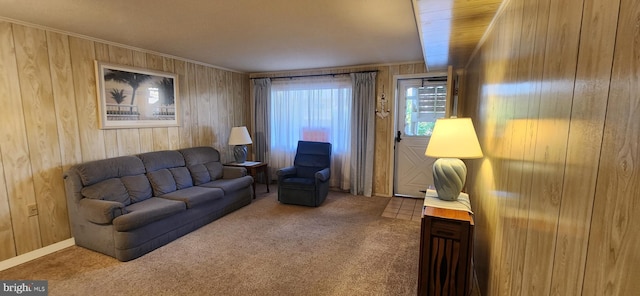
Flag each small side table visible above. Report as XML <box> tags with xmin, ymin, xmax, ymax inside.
<box><xmin>418</xmin><ymin>192</ymin><xmax>474</xmax><ymax>296</ymax></box>
<box><xmin>225</xmin><ymin>161</ymin><xmax>269</xmax><ymax>198</ymax></box>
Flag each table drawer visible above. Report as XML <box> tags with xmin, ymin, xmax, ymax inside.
<box><xmin>430</xmin><ymin>219</ymin><xmax>462</xmax><ymax>240</ymax></box>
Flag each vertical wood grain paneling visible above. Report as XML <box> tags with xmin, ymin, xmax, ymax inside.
<box><xmin>69</xmin><ymin>36</ymin><xmax>106</xmax><ymax>161</ymax></box>
<box><xmin>500</xmin><ymin>0</ymin><xmax>546</xmax><ymax>294</ymax></box>
<box><xmin>188</xmin><ymin>63</ymin><xmax>200</xmax><ymax>145</ymax></box>
<box><xmin>195</xmin><ymin>65</ymin><xmax>212</xmax><ymax>146</ymax></box>
<box><xmin>13</xmin><ymin>25</ymin><xmax>70</xmax><ymax>246</ymax></box>
<box><xmin>216</xmin><ymin>70</ymin><xmax>230</xmax><ymax>160</ymax></box>
<box><xmin>373</xmin><ymin>65</ymin><xmax>390</xmax><ymax>196</ymax></box>
<box><xmin>210</xmin><ymin>68</ymin><xmax>223</xmax><ymax>153</ymax></box>
<box><xmin>550</xmin><ymin>0</ymin><xmax>620</xmax><ymax>294</ymax></box>
<box><xmin>462</xmin><ymin>0</ymin><xmax>637</xmax><ymax>294</ymax></box>
<box><xmin>583</xmin><ymin>0</ymin><xmax>638</xmax><ymax>294</ymax></box>
<box><xmin>0</xmin><ymin>23</ymin><xmax>17</xmax><ymax>260</ymax></box>
<box><xmin>0</xmin><ymin>22</ymin><xmax>42</xmax><ymax>255</ymax></box>
<box><xmin>175</xmin><ymin>60</ymin><xmax>193</xmax><ymax>149</ymax></box>
<box><xmin>46</xmin><ymin>32</ymin><xmax>82</xmax><ymax>172</ymax></box>
<box><xmin>224</xmin><ymin>71</ymin><xmax>234</xmax><ymax>155</ymax></box>
<box><xmin>0</xmin><ymin>151</ymin><xmax>14</xmax><ymax>260</ymax></box>
<box><xmin>494</xmin><ymin>2</ymin><xmax>525</xmax><ymax>294</ymax></box>
<box><xmin>0</xmin><ymin>21</ymin><xmax>250</xmax><ymax>261</ymax></box>
<box><xmin>482</xmin><ymin>23</ymin><xmax>505</xmax><ymax>295</ymax></box>
<box><xmin>521</xmin><ymin>0</ymin><xmax>583</xmax><ymax>294</ymax></box>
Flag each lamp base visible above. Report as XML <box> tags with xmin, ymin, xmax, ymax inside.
<box><xmin>233</xmin><ymin>145</ymin><xmax>248</xmax><ymax>163</ymax></box>
<box><xmin>432</xmin><ymin>158</ymin><xmax>467</xmax><ymax>201</ymax></box>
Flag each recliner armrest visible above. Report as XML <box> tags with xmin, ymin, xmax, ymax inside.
<box><xmin>315</xmin><ymin>168</ymin><xmax>331</xmax><ymax>182</ymax></box>
<box><xmin>277</xmin><ymin>166</ymin><xmax>296</xmax><ymax>179</ymax></box>
<box><xmin>78</xmin><ymin>198</ymin><xmax>128</xmax><ymax>224</ymax></box>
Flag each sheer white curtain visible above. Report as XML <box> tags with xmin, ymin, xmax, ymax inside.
<box><xmin>270</xmin><ymin>76</ymin><xmax>352</xmax><ymax>190</ymax></box>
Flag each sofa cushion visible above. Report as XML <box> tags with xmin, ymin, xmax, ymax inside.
<box><xmin>199</xmin><ymin>176</ymin><xmax>253</xmax><ymax>194</ymax></box>
<box><xmin>75</xmin><ymin>156</ymin><xmax>145</xmax><ymax>186</ymax></box>
<box><xmin>147</xmin><ymin>169</ymin><xmax>177</xmax><ymax>196</ymax></box>
<box><xmin>170</xmin><ymin>167</ymin><xmax>193</xmax><ymax>189</ymax></box>
<box><xmin>160</xmin><ymin>186</ymin><xmax>224</xmax><ymax>208</ymax></box>
<box><xmin>112</xmin><ymin>197</ymin><xmax>186</xmax><ymax>232</ymax></box>
<box><xmin>180</xmin><ymin>146</ymin><xmax>220</xmax><ymax>166</ymax></box>
<box><xmin>205</xmin><ymin>162</ymin><xmax>223</xmax><ymax>180</ymax></box>
<box><xmin>137</xmin><ymin>150</ymin><xmax>185</xmax><ymax>172</ymax></box>
<box><xmin>81</xmin><ymin>178</ymin><xmax>131</xmax><ymax>205</ymax></box>
<box><xmin>189</xmin><ymin>164</ymin><xmax>211</xmax><ymax>185</ymax></box>
<box><xmin>121</xmin><ymin>174</ymin><xmax>153</xmax><ymax>203</ymax></box>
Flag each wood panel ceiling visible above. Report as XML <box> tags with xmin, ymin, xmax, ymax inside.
<box><xmin>414</xmin><ymin>0</ymin><xmax>504</xmax><ymax>71</ymax></box>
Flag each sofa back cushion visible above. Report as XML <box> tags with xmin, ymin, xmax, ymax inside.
<box><xmin>205</xmin><ymin>162</ymin><xmax>223</xmax><ymax>180</ymax></box>
<box><xmin>188</xmin><ymin>164</ymin><xmax>211</xmax><ymax>185</ymax></box>
<box><xmin>137</xmin><ymin>150</ymin><xmax>185</xmax><ymax>172</ymax></box>
<box><xmin>180</xmin><ymin>146</ymin><xmax>220</xmax><ymax>165</ymax></box>
<box><xmin>138</xmin><ymin>150</ymin><xmax>194</xmax><ymax>195</ymax></box>
<box><xmin>74</xmin><ymin>156</ymin><xmax>145</xmax><ymax>186</ymax></box>
<box><xmin>81</xmin><ymin>178</ymin><xmax>131</xmax><ymax>205</ymax></box>
<box><xmin>147</xmin><ymin>169</ymin><xmax>178</xmax><ymax>196</ymax></box>
<box><xmin>121</xmin><ymin>174</ymin><xmax>153</xmax><ymax>203</ymax></box>
<box><xmin>169</xmin><ymin>167</ymin><xmax>193</xmax><ymax>189</ymax></box>
<box><xmin>179</xmin><ymin>147</ymin><xmax>224</xmax><ymax>185</ymax></box>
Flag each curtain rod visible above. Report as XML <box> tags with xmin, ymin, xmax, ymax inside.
<box><xmin>250</xmin><ymin>70</ymin><xmax>378</xmax><ymax>80</ymax></box>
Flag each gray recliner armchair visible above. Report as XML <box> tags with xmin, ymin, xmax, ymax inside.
<box><xmin>277</xmin><ymin>141</ymin><xmax>332</xmax><ymax>207</ymax></box>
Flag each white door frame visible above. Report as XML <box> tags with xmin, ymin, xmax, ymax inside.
<box><xmin>387</xmin><ymin>71</ymin><xmax>454</xmax><ymax>197</ymax></box>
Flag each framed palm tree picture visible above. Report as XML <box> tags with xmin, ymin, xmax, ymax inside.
<box><xmin>95</xmin><ymin>61</ymin><xmax>179</xmax><ymax>129</ymax></box>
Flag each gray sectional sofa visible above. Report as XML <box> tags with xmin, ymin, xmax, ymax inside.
<box><xmin>63</xmin><ymin>146</ymin><xmax>253</xmax><ymax>261</ymax></box>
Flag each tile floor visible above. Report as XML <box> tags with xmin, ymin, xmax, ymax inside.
<box><xmin>381</xmin><ymin>196</ymin><xmax>424</xmax><ymax>222</ymax></box>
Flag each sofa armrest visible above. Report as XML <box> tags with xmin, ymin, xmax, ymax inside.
<box><xmin>277</xmin><ymin>166</ymin><xmax>296</xmax><ymax>180</ymax></box>
<box><xmin>315</xmin><ymin>168</ymin><xmax>331</xmax><ymax>182</ymax></box>
<box><xmin>222</xmin><ymin>166</ymin><xmax>247</xmax><ymax>179</ymax></box>
<box><xmin>78</xmin><ymin>198</ymin><xmax>127</xmax><ymax>224</ymax></box>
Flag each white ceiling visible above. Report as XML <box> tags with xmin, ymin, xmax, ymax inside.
<box><xmin>0</xmin><ymin>0</ymin><xmax>425</xmax><ymax>73</ymax></box>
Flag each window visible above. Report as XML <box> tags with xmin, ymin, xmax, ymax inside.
<box><xmin>269</xmin><ymin>76</ymin><xmax>352</xmax><ymax>188</ymax></box>
<box><xmin>400</xmin><ymin>79</ymin><xmax>447</xmax><ymax>136</ymax></box>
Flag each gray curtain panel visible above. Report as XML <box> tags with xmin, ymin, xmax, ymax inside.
<box><xmin>252</xmin><ymin>78</ymin><xmax>271</xmax><ymax>181</ymax></box>
<box><xmin>350</xmin><ymin>72</ymin><xmax>376</xmax><ymax>197</ymax></box>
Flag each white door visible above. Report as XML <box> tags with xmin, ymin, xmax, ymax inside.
<box><xmin>393</xmin><ymin>74</ymin><xmax>452</xmax><ymax>197</ymax></box>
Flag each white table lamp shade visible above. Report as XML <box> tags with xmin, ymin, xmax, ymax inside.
<box><xmin>425</xmin><ymin>118</ymin><xmax>483</xmax><ymax>159</ymax></box>
<box><xmin>228</xmin><ymin>126</ymin><xmax>252</xmax><ymax>145</ymax></box>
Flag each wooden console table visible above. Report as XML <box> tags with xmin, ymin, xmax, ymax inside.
<box><xmin>225</xmin><ymin>161</ymin><xmax>269</xmax><ymax>198</ymax></box>
<box><xmin>418</xmin><ymin>193</ymin><xmax>474</xmax><ymax>296</ymax></box>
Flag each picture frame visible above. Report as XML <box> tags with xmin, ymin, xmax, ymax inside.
<box><xmin>95</xmin><ymin>61</ymin><xmax>179</xmax><ymax>129</ymax></box>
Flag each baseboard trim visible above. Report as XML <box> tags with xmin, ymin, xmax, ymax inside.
<box><xmin>0</xmin><ymin>238</ymin><xmax>75</xmax><ymax>271</ymax></box>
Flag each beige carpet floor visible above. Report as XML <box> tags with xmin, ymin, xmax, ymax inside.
<box><xmin>0</xmin><ymin>188</ymin><xmax>421</xmax><ymax>296</ymax></box>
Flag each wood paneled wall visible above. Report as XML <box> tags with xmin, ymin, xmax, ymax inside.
<box><xmin>249</xmin><ymin>62</ymin><xmax>428</xmax><ymax>197</ymax></box>
<box><xmin>461</xmin><ymin>0</ymin><xmax>639</xmax><ymax>294</ymax></box>
<box><xmin>0</xmin><ymin>21</ymin><xmax>250</xmax><ymax>261</ymax></box>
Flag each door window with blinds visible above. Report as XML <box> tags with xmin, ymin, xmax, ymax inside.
<box><xmin>400</xmin><ymin>78</ymin><xmax>448</xmax><ymax>136</ymax></box>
